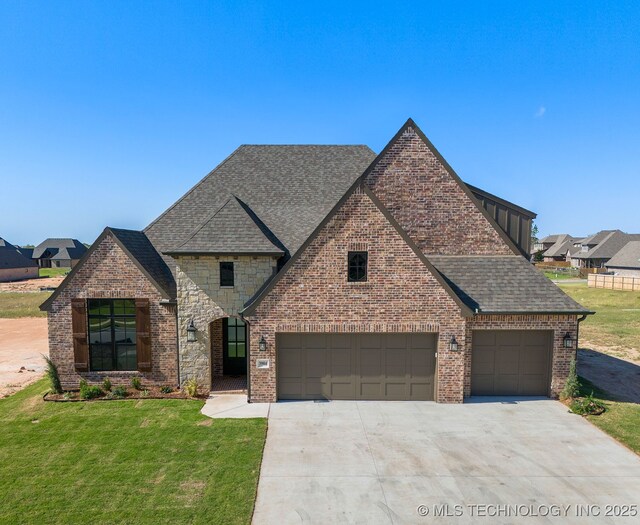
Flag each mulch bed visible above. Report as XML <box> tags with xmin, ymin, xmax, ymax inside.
<box><xmin>44</xmin><ymin>386</ymin><xmax>208</xmax><ymax>402</ymax></box>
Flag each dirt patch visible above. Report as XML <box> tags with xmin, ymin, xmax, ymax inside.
<box><xmin>0</xmin><ymin>276</ymin><xmax>64</xmax><ymax>293</ymax></box>
<box><xmin>0</xmin><ymin>318</ymin><xmax>48</xmax><ymax>397</ymax></box>
<box><xmin>197</xmin><ymin>419</ymin><xmax>213</xmax><ymax>427</ymax></box>
<box><xmin>578</xmin><ymin>346</ymin><xmax>640</xmax><ymax>403</ymax></box>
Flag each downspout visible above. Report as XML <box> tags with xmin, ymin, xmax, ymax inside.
<box><xmin>576</xmin><ymin>314</ymin><xmax>588</xmax><ymax>356</ymax></box>
<box><xmin>175</xmin><ymin>304</ymin><xmax>180</xmax><ymax>389</ymax></box>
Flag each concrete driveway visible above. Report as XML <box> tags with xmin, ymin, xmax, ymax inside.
<box><xmin>253</xmin><ymin>399</ymin><xmax>640</xmax><ymax>524</ymax></box>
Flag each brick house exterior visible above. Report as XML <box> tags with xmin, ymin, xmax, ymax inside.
<box><xmin>42</xmin><ymin>119</ymin><xmax>591</xmax><ymax>402</ymax></box>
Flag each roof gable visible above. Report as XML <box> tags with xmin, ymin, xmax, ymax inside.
<box><xmin>33</xmin><ymin>238</ymin><xmax>87</xmax><ymax>259</ymax></box>
<box><xmin>606</xmin><ymin>241</ymin><xmax>640</xmax><ymax>269</ymax></box>
<box><xmin>243</xmin><ymin>180</ymin><xmax>473</xmax><ymax>316</ymax></box>
<box><xmin>0</xmin><ymin>237</ymin><xmax>38</xmax><ymax>269</ymax></box>
<box><xmin>363</xmin><ymin>119</ymin><xmax>521</xmax><ymax>257</ymax></box>
<box><xmin>40</xmin><ymin>228</ymin><xmax>175</xmax><ymax>311</ymax></box>
<box><xmin>165</xmin><ymin>196</ymin><xmax>284</xmax><ymax>256</ymax></box>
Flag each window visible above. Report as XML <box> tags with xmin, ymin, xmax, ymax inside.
<box><xmin>348</xmin><ymin>251</ymin><xmax>368</xmax><ymax>282</ymax></box>
<box><xmin>225</xmin><ymin>318</ymin><xmax>246</xmax><ymax>358</ymax></box>
<box><xmin>220</xmin><ymin>262</ymin><xmax>234</xmax><ymax>287</ymax></box>
<box><xmin>88</xmin><ymin>299</ymin><xmax>137</xmax><ymax>371</ymax></box>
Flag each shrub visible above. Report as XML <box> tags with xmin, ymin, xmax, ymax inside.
<box><xmin>79</xmin><ymin>383</ymin><xmax>102</xmax><ymax>400</ymax></box>
<box><xmin>570</xmin><ymin>392</ymin><xmax>606</xmax><ymax>416</ymax></box>
<box><xmin>160</xmin><ymin>386</ymin><xmax>173</xmax><ymax>394</ymax></box>
<box><xmin>130</xmin><ymin>376</ymin><xmax>142</xmax><ymax>390</ymax></box>
<box><xmin>560</xmin><ymin>358</ymin><xmax>580</xmax><ymax>401</ymax></box>
<box><xmin>111</xmin><ymin>386</ymin><xmax>127</xmax><ymax>399</ymax></box>
<box><xmin>102</xmin><ymin>377</ymin><xmax>112</xmax><ymax>392</ymax></box>
<box><xmin>141</xmin><ymin>389</ymin><xmax>150</xmax><ymax>398</ymax></box>
<box><xmin>42</xmin><ymin>354</ymin><xmax>63</xmax><ymax>394</ymax></box>
<box><xmin>183</xmin><ymin>378</ymin><xmax>200</xmax><ymax>398</ymax></box>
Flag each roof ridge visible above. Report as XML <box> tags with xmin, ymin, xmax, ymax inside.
<box><xmin>175</xmin><ymin>198</ymin><xmax>233</xmax><ymax>249</ymax></box>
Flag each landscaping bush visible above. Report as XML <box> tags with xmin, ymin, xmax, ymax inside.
<box><xmin>111</xmin><ymin>386</ymin><xmax>127</xmax><ymax>399</ymax></box>
<box><xmin>42</xmin><ymin>354</ymin><xmax>63</xmax><ymax>394</ymax></box>
<box><xmin>102</xmin><ymin>377</ymin><xmax>112</xmax><ymax>392</ymax></box>
<box><xmin>141</xmin><ymin>389</ymin><xmax>150</xmax><ymax>398</ymax></box>
<box><xmin>160</xmin><ymin>386</ymin><xmax>173</xmax><ymax>394</ymax></box>
<box><xmin>130</xmin><ymin>376</ymin><xmax>142</xmax><ymax>390</ymax></box>
<box><xmin>560</xmin><ymin>357</ymin><xmax>581</xmax><ymax>401</ymax></box>
<box><xmin>79</xmin><ymin>381</ymin><xmax>103</xmax><ymax>400</ymax></box>
<box><xmin>570</xmin><ymin>392</ymin><xmax>606</xmax><ymax>416</ymax></box>
<box><xmin>183</xmin><ymin>378</ymin><xmax>200</xmax><ymax>398</ymax></box>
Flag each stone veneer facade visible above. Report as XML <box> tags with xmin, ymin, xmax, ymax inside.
<box><xmin>175</xmin><ymin>254</ymin><xmax>277</xmax><ymax>388</ymax></box>
<box><xmin>47</xmin><ymin>233</ymin><xmax>177</xmax><ymax>389</ymax></box>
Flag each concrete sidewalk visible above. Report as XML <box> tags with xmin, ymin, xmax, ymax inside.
<box><xmin>253</xmin><ymin>399</ymin><xmax>640</xmax><ymax>524</ymax></box>
<box><xmin>200</xmin><ymin>394</ymin><xmax>270</xmax><ymax>418</ymax></box>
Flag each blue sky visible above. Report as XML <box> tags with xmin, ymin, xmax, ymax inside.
<box><xmin>1</xmin><ymin>1</ymin><xmax>638</xmax><ymax>245</ymax></box>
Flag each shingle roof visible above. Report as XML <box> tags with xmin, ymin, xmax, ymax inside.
<box><xmin>145</xmin><ymin>145</ymin><xmax>377</xmax><ymax>264</ymax></box>
<box><xmin>580</xmin><ymin>230</ymin><xmax>617</xmax><ymax>247</ymax></box>
<box><xmin>574</xmin><ymin>231</ymin><xmax>640</xmax><ymax>260</ymax></box>
<box><xmin>108</xmin><ymin>228</ymin><xmax>176</xmax><ymax>298</ymax></box>
<box><xmin>0</xmin><ymin>237</ymin><xmax>38</xmax><ymax>269</ymax></box>
<box><xmin>166</xmin><ymin>196</ymin><xmax>284</xmax><ymax>255</ymax></box>
<box><xmin>606</xmin><ymin>241</ymin><xmax>640</xmax><ymax>269</ymax></box>
<box><xmin>428</xmin><ymin>256</ymin><xmax>591</xmax><ymax>314</ymax></box>
<box><xmin>32</xmin><ymin>238</ymin><xmax>87</xmax><ymax>260</ymax></box>
<box><xmin>543</xmin><ymin>234</ymin><xmax>575</xmax><ymax>257</ymax></box>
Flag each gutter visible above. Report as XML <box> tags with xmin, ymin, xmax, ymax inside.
<box><xmin>576</xmin><ymin>314</ymin><xmax>589</xmax><ymax>354</ymax></box>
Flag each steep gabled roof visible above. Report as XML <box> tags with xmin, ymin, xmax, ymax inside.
<box><xmin>428</xmin><ymin>256</ymin><xmax>593</xmax><ymax>314</ymax></box>
<box><xmin>165</xmin><ymin>196</ymin><xmax>284</xmax><ymax>256</ymax></box>
<box><xmin>242</xmin><ymin>181</ymin><xmax>474</xmax><ymax>317</ymax></box>
<box><xmin>575</xmin><ymin>231</ymin><xmax>640</xmax><ymax>260</ymax></box>
<box><xmin>32</xmin><ymin>238</ymin><xmax>87</xmax><ymax>260</ymax></box>
<box><xmin>40</xmin><ymin>228</ymin><xmax>175</xmax><ymax>311</ymax></box>
<box><xmin>542</xmin><ymin>234</ymin><xmax>576</xmax><ymax>257</ymax></box>
<box><xmin>605</xmin><ymin>241</ymin><xmax>640</xmax><ymax>269</ymax></box>
<box><xmin>0</xmin><ymin>237</ymin><xmax>38</xmax><ymax>269</ymax></box>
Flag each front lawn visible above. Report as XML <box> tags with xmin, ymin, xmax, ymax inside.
<box><xmin>542</xmin><ymin>271</ymin><xmax>577</xmax><ymax>280</ymax></box>
<box><xmin>39</xmin><ymin>267</ymin><xmax>70</xmax><ymax>278</ymax></box>
<box><xmin>0</xmin><ymin>292</ymin><xmax>51</xmax><ymax>318</ymax></box>
<box><xmin>0</xmin><ymin>380</ymin><xmax>266</xmax><ymax>524</ymax></box>
<box><xmin>577</xmin><ymin>377</ymin><xmax>640</xmax><ymax>455</ymax></box>
<box><xmin>559</xmin><ymin>283</ymin><xmax>640</xmax><ymax>356</ymax></box>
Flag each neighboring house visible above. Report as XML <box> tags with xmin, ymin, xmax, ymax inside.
<box><xmin>605</xmin><ymin>241</ymin><xmax>640</xmax><ymax>277</ymax></box>
<box><xmin>533</xmin><ymin>234</ymin><xmax>565</xmax><ymax>254</ymax></box>
<box><xmin>41</xmin><ymin>119</ymin><xmax>591</xmax><ymax>403</ymax></box>
<box><xmin>539</xmin><ymin>234</ymin><xmax>576</xmax><ymax>262</ymax></box>
<box><xmin>32</xmin><ymin>238</ymin><xmax>87</xmax><ymax>268</ymax></box>
<box><xmin>0</xmin><ymin>237</ymin><xmax>39</xmax><ymax>282</ymax></box>
<box><xmin>571</xmin><ymin>230</ymin><xmax>640</xmax><ymax>269</ymax></box>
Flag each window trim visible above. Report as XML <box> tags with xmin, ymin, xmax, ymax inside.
<box><xmin>220</xmin><ymin>261</ymin><xmax>235</xmax><ymax>287</ymax></box>
<box><xmin>87</xmin><ymin>299</ymin><xmax>138</xmax><ymax>372</ymax></box>
<box><xmin>347</xmin><ymin>251</ymin><xmax>368</xmax><ymax>283</ymax></box>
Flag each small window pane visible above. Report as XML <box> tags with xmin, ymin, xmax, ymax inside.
<box><xmin>227</xmin><ymin>342</ymin><xmax>237</xmax><ymax>358</ymax></box>
<box><xmin>236</xmin><ymin>342</ymin><xmax>246</xmax><ymax>358</ymax></box>
<box><xmin>220</xmin><ymin>262</ymin><xmax>234</xmax><ymax>287</ymax></box>
<box><xmin>124</xmin><ymin>299</ymin><xmax>136</xmax><ymax>315</ymax></box>
<box><xmin>88</xmin><ymin>300</ymin><xmax>101</xmax><ymax>316</ymax></box>
<box><xmin>348</xmin><ymin>251</ymin><xmax>368</xmax><ymax>282</ymax></box>
<box><xmin>116</xmin><ymin>345</ymin><xmax>137</xmax><ymax>371</ymax></box>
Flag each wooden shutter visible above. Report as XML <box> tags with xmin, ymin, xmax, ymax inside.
<box><xmin>135</xmin><ymin>299</ymin><xmax>152</xmax><ymax>372</ymax></box>
<box><xmin>71</xmin><ymin>298</ymin><xmax>89</xmax><ymax>371</ymax></box>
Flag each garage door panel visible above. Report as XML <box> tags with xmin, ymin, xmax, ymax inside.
<box><xmin>471</xmin><ymin>330</ymin><xmax>552</xmax><ymax>396</ymax></box>
<box><xmin>277</xmin><ymin>333</ymin><xmax>436</xmax><ymax>401</ymax></box>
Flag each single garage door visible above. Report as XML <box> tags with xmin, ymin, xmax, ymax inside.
<box><xmin>277</xmin><ymin>333</ymin><xmax>437</xmax><ymax>401</ymax></box>
<box><xmin>471</xmin><ymin>330</ymin><xmax>553</xmax><ymax>396</ymax></box>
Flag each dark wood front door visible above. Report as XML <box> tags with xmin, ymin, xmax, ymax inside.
<box><xmin>223</xmin><ymin>318</ymin><xmax>247</xmax><ymax>375</ymax></box>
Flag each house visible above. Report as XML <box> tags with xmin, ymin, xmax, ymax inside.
<box><xmin>32</xmin><ymin>238</ymin><xmax>87</xmax><ymax>268</ymax></box>
<box><xmin>570</xmin><ymin>230</ymin><xmax>640</xmax><ymax>269</ymax></box>
<box><xmin>0</xmin><ymin>237</ymin><xmax>39</xmax><ymax>282</ymax></box>
<box><xmin>605</xmin><ymin>241</ymin><xmax>640</xmax><ymax>277</ymax></box>
<box><xmin>41</xmin><ymin>119</ymin><xmax>591</xmax><ymax>403</ymax></box>
<box><xmin>538</xmin><ymin>234</ymin><xmax>576</xmax><ymax>262</ymax></box>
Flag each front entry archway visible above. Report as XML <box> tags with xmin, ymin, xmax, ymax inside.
<box><xmin>222</xmin><ymin>317</ymin><xmax>247</xmax><ymax>375</ymax></box>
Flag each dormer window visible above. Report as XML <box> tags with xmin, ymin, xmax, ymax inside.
<box><xmin>220</xmin><ymin>262</ymin><xmax>234</xmax><ymax>287</ymax></box>
<box><xmin>348</xmin><ymin>251</ymin><xmax>368</xmax><ymax>282</ymax></box>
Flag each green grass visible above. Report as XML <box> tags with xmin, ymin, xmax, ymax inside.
<box><xmin>0</xmin><ymin>380</ymin><xmax>266</xmax><ymax>524</ymax></box>
<box><xmin>39</xmin><ymin>267</ymin><xmax>70</xmax><ymax>278</ymax></box>
<box><xmin>577</xmin><ymin>377</ymin><xmax>640</xmax><ymax>455</ymax></box>
<box><xmin>559</xmin><ymin>283</ymin><xmax>640</xmax><ymax>352</ymax></box>
<box><xmin>543</xmin><ymin>271</ymin><xmax>577</xmax><ymax>280</ymax></box>
<box><xmin>0</xmin><ymin>292</ymin><xmax>51</xmax><ymax>318</ymax></box>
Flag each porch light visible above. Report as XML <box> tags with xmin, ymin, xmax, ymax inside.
<box><xmin>186</xmin><ymin>319</ymin><xmax>197</xmax><ymax>342</ymax></box>
<box><xmin>259</xmin><ymin>336</ymin><xmax>267</xmax><ymax>352</ymax></box>
<box><xmin>563</xmin><ymin>332</ymin><xmax>574</xmax><ymax>349</ymax></box>
<box><xmin>449</xmin><ymin>336</ymin><xmax>459</xmax><ymax>352</ymax></box>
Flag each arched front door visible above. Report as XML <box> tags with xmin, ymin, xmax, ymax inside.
<box><xmin>223</xmin><ymin>317</ymin><xmax>247</xmax><ymax>375</ymax></box>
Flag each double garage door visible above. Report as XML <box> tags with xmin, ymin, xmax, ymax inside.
<box><xmin>277</xmin><ymin>333</ymin><xmax>437</xmax><ymax>401</ymax></box>
<box><xmin>471</xmin><ymin>330</ymin><xmax>553</xmax><ymax>396</ymax></box>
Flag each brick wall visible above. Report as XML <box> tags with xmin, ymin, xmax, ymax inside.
<box><xmin>47</xmin><ymin>233</ymin><xmax>178</xmax><ymax>389</ymax></box>
<box><xmin>465</xmin><ymin>315</ymin><xmax>579</xmax><ymax>398</ymax></box>
<box><xmin>246</xmin><ymin>187</ymin><xmax>467</xmax><ymax>403</ymax></box>
<box><xmin>0</xmin><ymin>266</ymin><xmax>39</xmax><ymax>282</ymax></box>
<box><xmin>365</xmin><ymin>126</ymin><xmax>514</xmax><ymax>256</ymax></box>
